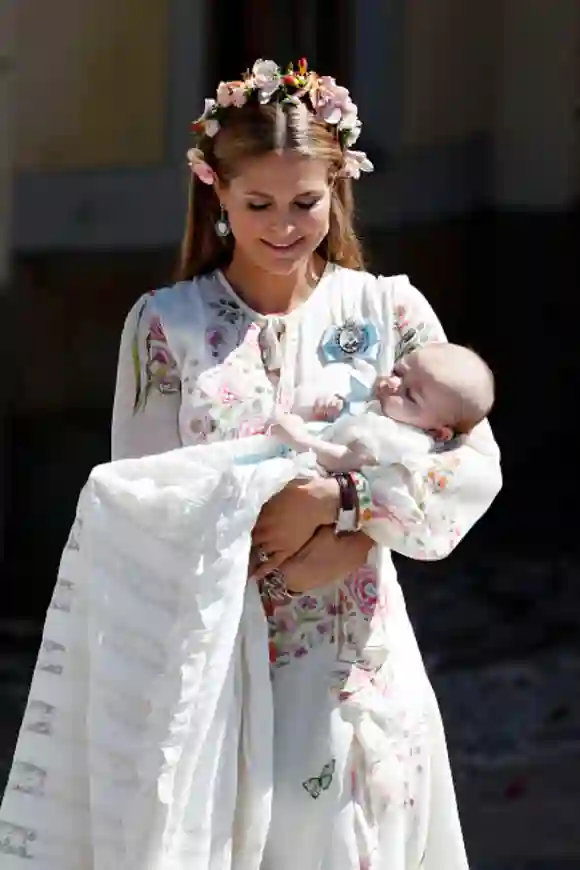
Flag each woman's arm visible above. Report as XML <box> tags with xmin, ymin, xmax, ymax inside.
<box><xmin>354</xmin><ymin>276</ymin><xmax>502</xmax><ymax>561</ymax></box>
<box><xmin>264</xmin><ymin>526</ymin><xmax>374</xmax><ymax>594</ymax></box>
<box><xmin>252</xmin><ymin>476</ymin><xmax>341</xmax><ymax>578</ymax></box>
<box><xmin>111</xmin><ymin>294</ymin><xmax>182</xmax><ymax>460</ymax></box>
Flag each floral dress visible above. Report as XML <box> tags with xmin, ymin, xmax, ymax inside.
<box><xmin>112</xmin><ymin>264</ymin><xmax>502</xmax><ymax>870</ymax></box>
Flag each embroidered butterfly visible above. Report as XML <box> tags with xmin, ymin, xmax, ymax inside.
<box><xmin>302</xmin><ymin>758</ymin><xmax>336</xmax><ymax>799</ymax></box>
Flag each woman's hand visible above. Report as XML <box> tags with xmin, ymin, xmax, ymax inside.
<box><xmin>278</xmin><ymin>526</ymin><xmax>374</xmax><ymax>594</ymax></box>
<box><xmin>252</xmin><ymin>477</ymin><xmax>340</xmax><ymax>578</ymax></box>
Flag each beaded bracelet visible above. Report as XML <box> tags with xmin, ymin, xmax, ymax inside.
<box><xmin>261</xmin><ymin>568</ymin><xmax>301</xmax><ymax>605</ymax></box>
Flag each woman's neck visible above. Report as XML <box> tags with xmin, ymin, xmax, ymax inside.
<box><xmin>223</xmin><ymin>252</ymin><xmax>325</xmax><ymax>316</ymax></box>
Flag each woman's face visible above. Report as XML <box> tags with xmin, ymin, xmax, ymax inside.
<box><xmin>217</xmin><ymin>151</ymin><xmax>332</xmax><ymax>276</ymax></box>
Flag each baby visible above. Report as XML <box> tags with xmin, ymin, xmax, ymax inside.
<box><xmin>271</xmin><ymin>343</ymin><xmax>495</xmax><ymax>472</ymax></box>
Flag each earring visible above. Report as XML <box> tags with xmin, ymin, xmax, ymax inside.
<box><xmin>215</xmin><ymin>205</ymin><xmax>231</xmax><ymax>238</ymax></box>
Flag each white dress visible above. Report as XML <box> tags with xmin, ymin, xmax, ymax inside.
<box><xmin>0</xmin><ymin>265</ymin><xmax>500</xmax><ymax>870</ymax></box>
<box><xmin>111</xmin><ymin>264</ymin><xmax>502</xmax><ymax>869</ymax></box>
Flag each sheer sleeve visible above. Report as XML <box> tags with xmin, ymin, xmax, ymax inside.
<box><xmin>354</xmin><ymin>276</ymin><xmax>502</xmax><ymax>560</ymax></box>
<box><xmin>111</xmin><ymin>294</ymin><xmax>182</xmax><ymax>461</ymax></box>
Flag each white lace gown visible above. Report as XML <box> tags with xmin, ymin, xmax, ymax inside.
<box><xmin>0</xmin><ymin>265</ymin><xmax>501</xmax><ymax>870</ymax></box>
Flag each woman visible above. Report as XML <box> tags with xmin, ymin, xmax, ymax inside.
<box><xmin>111</xmin><ymin>60</ymin><xmax>501</xmax><ymax>868</ymax></box>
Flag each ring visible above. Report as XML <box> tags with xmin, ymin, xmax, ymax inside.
<box><xmin>256</xmin><ymin>547</ymin><xmax>270</xmax><ymax>565</ymax></box>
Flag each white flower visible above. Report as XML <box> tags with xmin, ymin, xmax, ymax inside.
<box><xmin>204</xmin><ymin>118</ymin><xmax>220</xmax><ymax>137</ymax></box>
<box><xmin>252</xmin><ymin>59</ymin><xmax>279</xmax><ymax>83</ymax></box>
<box><xmin>200</xmin><ymin>97</ymin><xmax>220</xmax><ymax>136</ymax></box>
<box><xmin>191</xmin><ymin>97</ymin><xmax>220</xmax><ymax>137</ymax></box>
<box><xmin>341</xmin><ymin>150</ymin><xmax>374</xmax><ymax>179</ymax></box>
<box><xmin>252</xmin><ymin>58</ymin><xmax>280</xmax><ymax>102</ymax></box>
<box><xmin>338</xmin><ymin>102</ymin><xmax>359</xmax><ymax>132</ymax></box>
<box><xmin>202</xmin><ymin>98</ymin><xmax>217</xmax><ymax>117</ymax></box>
<box><xmin>340</xmin><ymin>119</ymin><xmax>362</xmax><ymax>148</ymax></box>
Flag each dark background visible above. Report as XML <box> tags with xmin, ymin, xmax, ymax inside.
<box><xmin>1</xmin><ymin>2</ymin><xmax>579</xmax><ymax>867</ymax></box>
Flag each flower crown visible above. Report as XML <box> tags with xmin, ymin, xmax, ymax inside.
<box><xmin>187</xmin><ymin>58</ymin><xmax>373</xmax><ymax>185</ymax></box>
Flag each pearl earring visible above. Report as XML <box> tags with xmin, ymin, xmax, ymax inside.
<box><xmin>215</xmin><ymin>205</ymin><xmax>231</xmax><ymax>238</ymax></box>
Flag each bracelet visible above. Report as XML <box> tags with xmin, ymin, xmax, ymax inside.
<box><xmin>261</xmin><ymin>568</ymin><xmax>300</xmax><ymax>605</ymax></box>
<box><xmin>333</xmin><ymin>472</ymin><xmax>359</xmax><ymax>535</ymax></box>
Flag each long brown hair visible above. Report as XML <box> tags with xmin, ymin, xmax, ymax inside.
<box><xmin>176</xmin><ymin>100</ymin><xmax>365</xmax><ymax>281</ymax></box>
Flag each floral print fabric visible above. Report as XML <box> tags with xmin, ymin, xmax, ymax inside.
<box><xmin>113</xmin><ymin>267</ymin><xmax>501</xmax><ymax>667</ymax></box>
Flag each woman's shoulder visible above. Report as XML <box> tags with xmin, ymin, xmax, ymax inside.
<box><xmin>124</xmin><ymin>274</ymin><xmax>226</xmax><ymax>344</ymax></box>
<box><xmin>330</xmin><ymin>265</ymin><xmax>421</xmax><ymax>313</ymax></box>
<box><xmin>135</xmin><ymin>273</ymin><xmax>218</xmax><ymax>321</ymax></box>
<box><xmin>331</xmin><ymin>265</ymin><xmax>414</xmax><ymax>296</ymax></box>
<box><xmin>122</xmin><ymin>274</ymin><xmax>221</xmax><ymax>364</ymax></box>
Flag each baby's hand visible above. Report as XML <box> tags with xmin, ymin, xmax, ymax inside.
<box><xmin>313</xmin><ymin>394</ymin><xmax>345</xmax><ymax>422</ymax></box>
<box><xmin>269</xmin><ymin>410</ymin><xmax>309</xmax><ymax>442</ymax></box>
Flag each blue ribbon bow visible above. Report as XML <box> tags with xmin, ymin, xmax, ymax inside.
<box><xmin>319</xmin><ymin>319</ymin><xmax>380</xmax><ymax>365</ymax></box>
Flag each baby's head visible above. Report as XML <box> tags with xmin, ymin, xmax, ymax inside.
<box><xmin>375</xmin><ymin>343</ymin><xmax>495</xmax><ymax>440</ymax></box>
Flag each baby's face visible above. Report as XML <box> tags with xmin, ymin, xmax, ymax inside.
<box><xmin>375</xmin><ymin>350</ymin><xmax>458</xmax><ymax>435</ymax></box>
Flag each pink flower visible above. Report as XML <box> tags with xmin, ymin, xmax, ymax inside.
<box><xmin>276</xmin><ymin>614</ymin><xmax>299</xmax><ymax>635</ymax></box>
<box><xmin>147</xmin><ymin>316</ymin><xmax>167</xmax><ymax>343</ymax></box>
<box><xmin>206</xmin><ymin>326</ymin><xmax>225</xmax><ymax>350</ymax></box>
<box><xmin>297</xmin><ymin>595</ymin><xmax>318</xmax><ymax>611</ymax></box>
<box><xmin>345</xmin><ymin>567</ymin><xmax>378</xmax><ymax>617</ymax></box>
<box><xmin>219</xmin><ymin>387</ymin><xmax>238</xmax><ymax>405</ymax></box>
<box><xmin>395</xmin><ymin>304</ymin><xmax>409</xmax><ymax>328</ymax></box>
<box><xmin>216</xmin><ymin>80</ymin><xmax>248</xmax><ymax>108</ymax></box>
<box><xmin>150</xmin><ymin>347</ymin><xmax>172</xmax><ymax>367</ymax></box>
<box><xmin>316</xmin><ymin>76</ymin><xmax>356</xmax><ymax>125</ymax></box>
<box><xmin>187</xmin><ymin>148</ymin><xmax>216</xmax><ymax>185</ymax></box>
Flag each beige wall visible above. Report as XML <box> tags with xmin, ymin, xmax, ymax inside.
<box><xmin>400</xmin><ymin>0</ymin><xmax>579</xmax><ymax>207</ymax></box>
<box><xmin>16</xmin><ymin>0</ymin><xmax>169</xmax><ymax>171</ymax></box>
<box><xmin>401</xmin><ymin>0</ymin><xmax>501</xmax><ymax>148</ymax></box>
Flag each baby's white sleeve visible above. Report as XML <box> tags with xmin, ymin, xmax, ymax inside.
<box><xmin>326</xmin><ymin>412</ymin><xmax>431</xmax><ymax>467</ymax></box>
